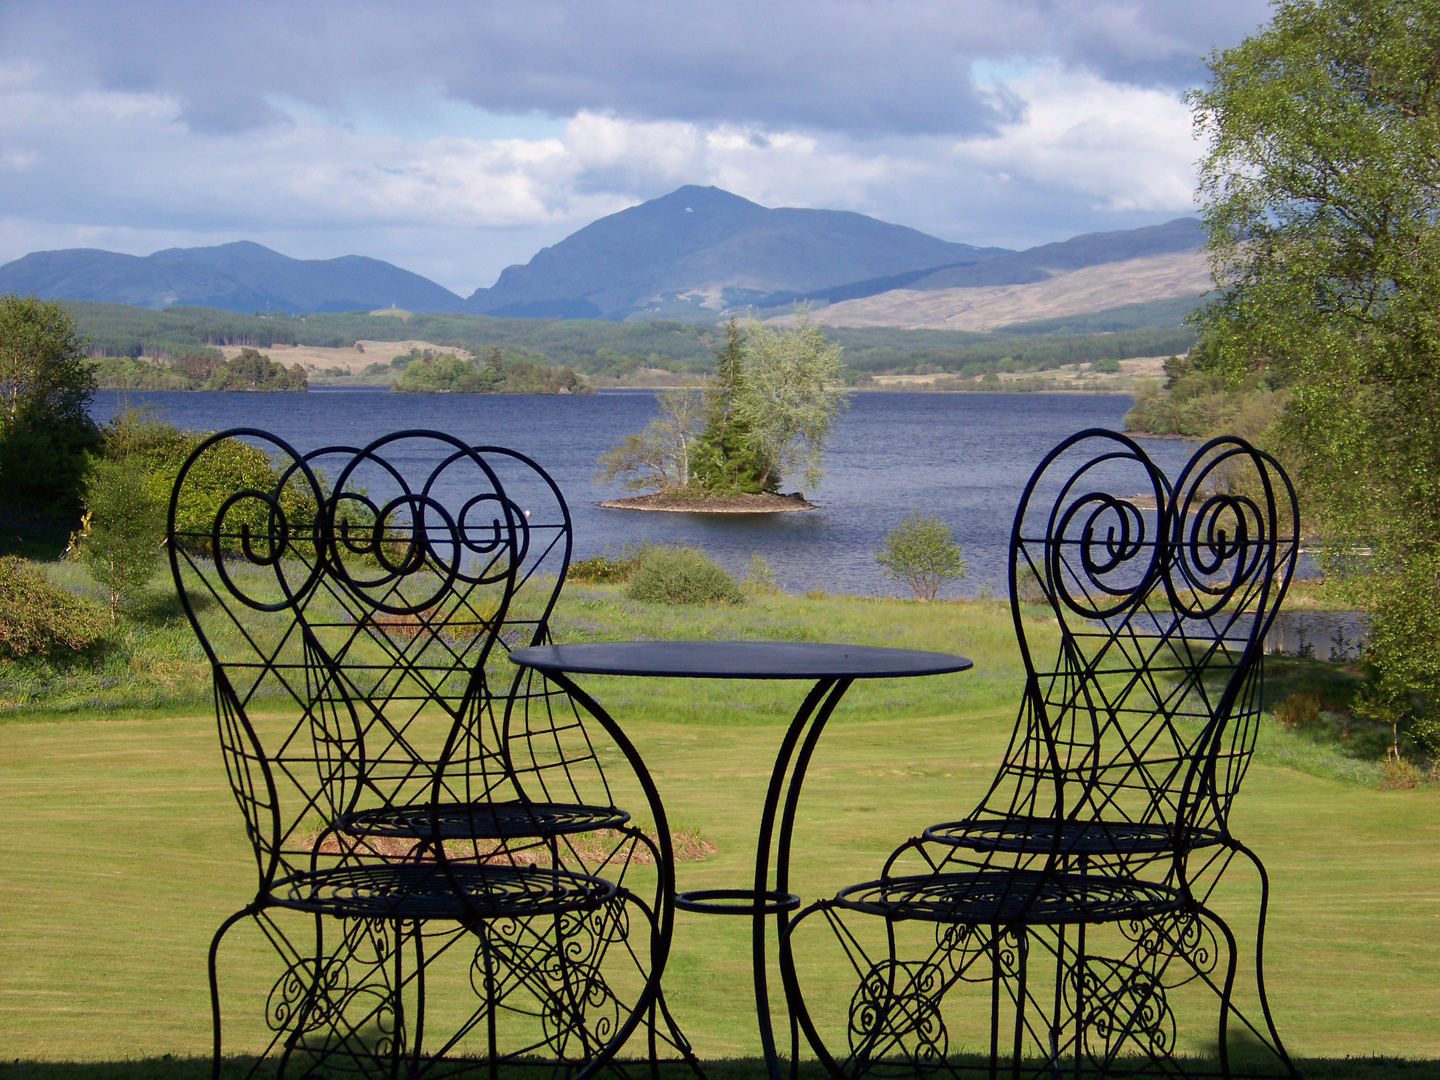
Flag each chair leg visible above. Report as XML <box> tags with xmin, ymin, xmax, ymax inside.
<box><xmin>1011</xmin><ymin>928</ymin><xmax>1027</xmax><ymax>1080</ymax></box>
<box><xmin>408</xmin><ymin>919</ymin><xmax>427</xmax><ymax>1080</ymax></box>
<box><xmin>654</xmin><ymin>985</ymin><xmax>705</xmax><ymax>1079</ymax></box>
<box><xmin>266</xmin><ymin>916</ymin><xmax>414</xmax><ymax>1080</ymax></box>
<box><xmin>1231</xmin><ymin>842</ymin><xmax>1301</xmax><ymax>1079</ymax></box>
<box><xmin>209</xmin><ymin>906</ymin><xmax>259</xmax><ymax>1080</ymax></box>
<box><xmin>989</xmin><ymin>926</ymin><xmax>1002</xmax><ymax>1080</ymax></box>
<box><xmin>1198</xmin><ymin>902</ymin><xmax>1241</xmax><ymax>1080</ymax></box>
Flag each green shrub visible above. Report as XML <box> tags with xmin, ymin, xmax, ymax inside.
<box><xmin>0</xmin><ymin>556</ymin><xmax>108</xmax><ymax>657</ymax></box>
<box><xmin>1380</xmin><ymin>753</ymin><xmax>1426</xmax><ymax>791</ymax></box>
<box><xmin>625</xmin><ymin>545</ymin><xmax>744</xmax><ymax>606</ymax></box>
<box><xmin>1274</xmin><ymin>690</ymin><xmax>1322</xmax><ymax>729</ymax></box>
<box><xmin>743</xmin><ymin>552</ymin><xmax>779</xmax><ymax>595</ymax></box>
<box><xmin>875</xmin><ymin>510</ymin><xmax>967</xmax><ymax>601</ymax></box>
<box><xmin>100</xmin><ymin>406</ymin><xmax>311</xmax><ymax>546</ymax></box>
<box><xmin>568</xmin><ymin>548</ymin><xmax>643</xmax><ymax>584</ymax></box>
<box><xmin>1013</xmin><ymin>562</ymin><xmax>1048</xmax><ymax>606</ymax></box>
<box><xmin>1091</xmin><ymin>357</ymin><xmax>1121</xmax><ymax>374</ymax></box>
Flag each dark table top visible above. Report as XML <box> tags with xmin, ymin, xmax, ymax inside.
<box><xmin>508</xmin><ymin>641</ymin><xmax>972</xmax><ymax>680</ymax></box>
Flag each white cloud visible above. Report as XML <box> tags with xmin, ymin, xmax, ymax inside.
<box><xmin>0</xmin><ymin>50</ymin><xmax>1201</xmax><ymax>293</ymax></box>
<box><xmin>954</xmin><ymin>66</ymin><xmax>1199</xmax><ymax>213</ymax></box>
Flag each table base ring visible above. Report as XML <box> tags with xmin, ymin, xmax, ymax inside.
<box><xmin>675</xmin><ymin>888</ymin><xmax>801</xmax><ymax>915</ymax></box>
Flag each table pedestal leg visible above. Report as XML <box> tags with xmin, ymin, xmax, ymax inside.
<box><xmin>524</xmin><ymin>670</ymin><xmax>685</xmax><ymax>1079</ymax></box>
<box><xmin>752</xmin><ymin>677</ymin><xmax>855</xmax><ymax>1080</ymax></box>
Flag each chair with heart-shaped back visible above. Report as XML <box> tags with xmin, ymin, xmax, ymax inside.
<box><xmin>783</xmin><ymin>430</ymin><xmax>1300</xmax><ymax>1079</ymax></box>
<box><xmin>170</xmin><ymin>428</ymin><xmax>688</xmax><ymax>1080</ymax></box>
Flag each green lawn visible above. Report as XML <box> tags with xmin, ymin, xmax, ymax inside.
<box><xmin>1</xmin><ymin>588</ymin><xmax>1438</xmax><ymax>1074</ymax></box>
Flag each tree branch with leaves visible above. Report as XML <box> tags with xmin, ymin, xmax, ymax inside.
<box><xmin>595</xmin><ymin>387</ymin><xmax>705</xmax><ymax>491</ymax></box>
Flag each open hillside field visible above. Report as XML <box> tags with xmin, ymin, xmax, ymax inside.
<box><xmin>2</xmin><ymin>590</ymin><xmax>1438</xmax><ymax>1076</ymax></box>
<box><xmin>219</xmin><ymin>339</ymin><xmax>471</xmax><ymax>373</ymax></box>
<box><xmin>866</xmin><ymin>354</ymin><xmax>1168</xmax><ymax>394</ymax></box>
<box><xmin>796</xmin><ymin>252</ymin><xmax>1211</xmax><ymax>332</ymax></box>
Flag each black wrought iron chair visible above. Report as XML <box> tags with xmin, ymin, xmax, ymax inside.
<box><xmin>783</xmin><ymin>431</ymin><xmax>1300</xmax><ymax>1079</ymax></box>
<box><xmin>170</xmin><ymin>429</ymin><xmax>688</xmax><ymax>1079</ymax></box>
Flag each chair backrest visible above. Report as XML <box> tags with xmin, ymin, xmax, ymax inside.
<box><xmin>415</xmin><ymin>444</ymin><xmax>626</xmax><ymax>827</ymax></box>
<box><xmin>168</xmin><ymin>428</ymin><xmax>567</xmax><ymax>889</ymax></box>
<box><xmin>977</xmin><ymin>430</ymin><xmax>1298</xmax><ymax>864</ymax></box>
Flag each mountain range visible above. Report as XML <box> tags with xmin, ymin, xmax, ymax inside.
<box><xmin>0</xmin><ymin>242</ymin><xmax>467</xmax><ymax>314</ymax></box>
<box><xmin>0</xmin><ymin>185</ymin><xmax>1205</xmax><ymax>326</ymax></box>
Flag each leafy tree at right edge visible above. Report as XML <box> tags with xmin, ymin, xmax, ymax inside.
<box><xmin>1192</xmin><ymin>0</ymin><xmax>1440</xmax><ymax>759</ymax></box>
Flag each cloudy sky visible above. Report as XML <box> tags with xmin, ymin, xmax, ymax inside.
<box><xmin>0</xmin><ymin>1</ymin><xmax>1273</xmax><ymax>296</ymax></box>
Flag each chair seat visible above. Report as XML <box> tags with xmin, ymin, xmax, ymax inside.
<box><xmin>921</xmin><ymin>816</ymin><xmax>1223</xmax><ymax>856</ymax></box>
<box><xmin>338</xmin><ymin>800</ymin><xmax>632</xmax><ymax>840</ymax></box>
<box><xmin>832</xmin><ymin>869</ymin><xmax>1182</xmax><ymax>926</ymax></box>
<box><xmin>270</xmin><ymin>861</ymin><xmax>617</xmax><ymax>920</ymax></box>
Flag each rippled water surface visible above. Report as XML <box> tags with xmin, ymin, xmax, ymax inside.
<box><xmin>92</xmin><ymin>389</ymin><xmax>1195</xmax><ymax>596</ymax></box>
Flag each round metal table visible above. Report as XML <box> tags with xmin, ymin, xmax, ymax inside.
<box><xmin>509</xmin><ymin>640</ymin><xmax>973</xmax><ymax>1080</ymax></box>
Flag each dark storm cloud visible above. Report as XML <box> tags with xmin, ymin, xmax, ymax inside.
<box><xmin>0</xmin><ymin>1</ymin><xmax>1270</xmax><ymax>137</ymax></box>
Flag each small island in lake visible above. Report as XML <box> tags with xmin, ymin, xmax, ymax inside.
<box><xmin>391</xmin><ymin>345</ymin><xmax>589</xmax><ymax>394</ymax></box>
<box><xmin>594</xmin><ymin>314</ymin><xmax>844</xmax><ymax>513</ymax></box>
<box><xmin>90</xmin><ymin>347</ymin><xmax>307</xmax><ymax>391</ymax></box>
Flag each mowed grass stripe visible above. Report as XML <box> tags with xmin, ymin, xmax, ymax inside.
<box><xmin>2</xmin><ymin>704</ymin><xmax>1439</xmax><ymax>1062</ymax></box>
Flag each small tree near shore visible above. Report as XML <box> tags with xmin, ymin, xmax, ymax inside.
<box><xmin>79</xmin><ymin>456</ymin><xmax>164</xmax><ymax>621</ymax></box>
<box><xmin>875</xmin><ymin>510</ymin><xmax>966</xmax><ymax>601</ymax></box>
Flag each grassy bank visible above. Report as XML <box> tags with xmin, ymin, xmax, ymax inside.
<box><xmin>2</xmin><ymin>572</ymin><xmax>1436</xmax><ymax>1066</ymax></box>
<box><xmin>0</xmin><ymin>567</ymin><xmax>1029</xmax><ymax>723</ymax></box>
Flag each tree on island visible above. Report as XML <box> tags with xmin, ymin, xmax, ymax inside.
<box><xmin>691</xmin><ymin>317</ymin><xmax>765</xmax><ymax>492</ymax></box>
<box><xmin>1191</xmin><ymin>0</ymin><xmax>1440</xmax><ymax>760</ymax></box>
<box><xmin>733</xmin><ymin>311</ymin><xmax>847</xmax><ymax>492</ymax></box>
<box><xmin>207</xmin><ymin>347</ymin><xmax>307</xmax><ymax>391</ymax></box>
<box><xmin>391</xmin><ymin>344</ymin><xmax>590</xmax><ymax>394</ymax></box>
<box><xmin>595</xmin><ymin>387</ymin><xmax>706</xmax><ymax>491</ymax></box>
<box><xmin>597</xmin><ymin>311</ymin><xmax>848</xmax><ymax>498</ymax></box>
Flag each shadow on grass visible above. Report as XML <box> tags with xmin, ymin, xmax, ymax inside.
<box><xmin>5</xmin><ymin>1058</ymin><xmax>1440</xmax><ymax>1080</ymax></box>
<box><xmin>1262</xmin><ymin>653</ymin><xmax>1369</xmax><ymax>713</ymax></box>
<box><xmin>0</xmin><ymin>517</ymin><xmax>69</xmax><ymax>561</ymax></box>
<box><xmin>128</xmin><ymin>585</ymin><xmax>192</xmax><ymax>627</ymax></box>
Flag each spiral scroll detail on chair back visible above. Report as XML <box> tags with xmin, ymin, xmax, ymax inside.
<box><xmin>977</xmin><ymin>430</ymin><xmax>1299</xmax><ymax>871</ymax></box>
<box><xmin>168</xmin><ymin>429</ymin><xmax>529</xmax><ymax>889</ymax></box>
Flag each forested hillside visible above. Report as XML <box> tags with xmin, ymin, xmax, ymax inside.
<box><xmin>66</xmin><ymin>301</ymin><xmax>1195</xmax><ymax>381</ymax></box>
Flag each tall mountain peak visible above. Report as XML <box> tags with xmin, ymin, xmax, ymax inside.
<box><xmin>465</xmin><ymin>186</ymin><xmax>1011</xmax><ymax>320</ymax></box>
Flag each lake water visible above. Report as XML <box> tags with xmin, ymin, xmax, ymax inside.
<box><xmin>89</xmin><ymin>389</ymin><xmax>1204</xmax><ymax>597</ymax></box>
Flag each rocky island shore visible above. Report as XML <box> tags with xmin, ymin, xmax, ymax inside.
<box><xmin>598</xmin><ymin>491</ymin><xmax>816</xmax><ymax>513</ymax></box>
